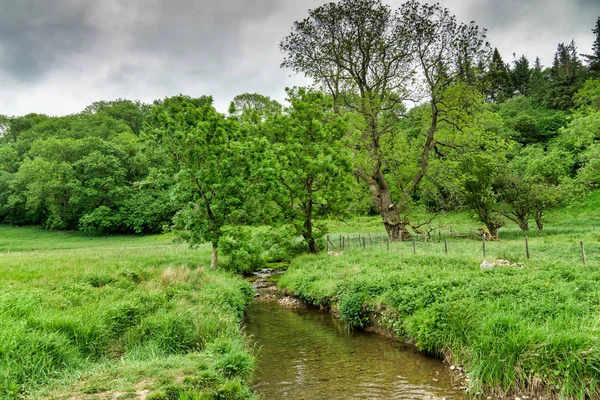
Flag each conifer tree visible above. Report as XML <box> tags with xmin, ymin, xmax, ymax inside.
<box><xmin>582</xmin><ymin>17</ymin><xmax>600</xmax><ymax>77</ymax></box>
<box><xmin>486</xmin><ymin>48</ymin><xmax>512</xmax><ymax>102</ymax></box>
<box><xmin>545</xmin><ymin>41</ymin><xmax>586</xmax><ymax>110</ymax></box>
<box><xmin>510</xmin><ymin>54</ymin><xmax>532</xmax><ymax>96</ymax></box>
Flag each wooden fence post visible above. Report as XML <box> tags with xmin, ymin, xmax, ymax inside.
<box><xmin>342</xmin><ymin>235</ymin><xmax>345</xmax><ymax>250</ymax></box>
<box><xmin>347</xmin><ymin>235</ymin><xmax>350</xmax><ymax>248</ymax></box>
<box><xmin>368</xmin><ymin>233</ymin><xmax>373</xmax><ymax>246</ymax></box>
<box><xmin>339</xmin><ymin>235</ymin><xmax>342</xmax><ymax>249</ymax></box>
<box><xmin>482</xmin><ymin>234</ymin><xmax>486</xmax><ymax>258</ymax></box>
<box><xmin>581</xmin><ymin>241</ymin><xmax>587</xmax><ymax>265</ymax></box>
<box><xmin>525</xmin><ymin>236</ymin><xmax>530</xmax><ymax>259</ymax></box>
<box><xmin>327</xmin><ymin>235</ymin><xmax>330</xmax><ymax>252</ymax></box>
<box><xmin>444</xmin><ymin>238</ymin><xmax>448</xmax><ymax>255</ymax></box>
<box><xmin>413</xmin><ymin>238</ymin><xmax>416</xmax><ymax>255</ymax></box>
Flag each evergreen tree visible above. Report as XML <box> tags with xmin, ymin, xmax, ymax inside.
<box><xmin>529</xmin><ymin>57</ymin><xmax>548</xmax><ymax>101</ymax></box>
<box><xmin>510</xmin><ymin>54</ymin><xmax>532</xmax><ymax>96</ymax></box>
<box><xmin>486</xmin><ymin>48</ymin><xmax>512</xmax><ymax>102</ymax></box>
<box><xmin>581</xmin><ymin>17</ymin><xmax>600</xmax><ymax>77</ymax></box>
<box><xmin>545</xmin><ymin>41</ymin><xmax>586</xmax><ymax>110</ymax></box>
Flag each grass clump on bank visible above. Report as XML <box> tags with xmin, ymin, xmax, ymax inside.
<box><xmin>279</xmin><ymin>194</ymin><xmax>600</xmax><ymax>399</ymax></box>
<box><xmin>0</xmin><ymin>227</ymin><xmax>258</xmax><ymax>399</ymax></box>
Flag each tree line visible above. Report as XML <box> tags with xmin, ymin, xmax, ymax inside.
<box><xmin>0</xmin><ymin>0</ymin><xmax>598</xmax><ymax>268</ymax></box>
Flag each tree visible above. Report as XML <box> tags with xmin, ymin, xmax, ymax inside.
<box><xmin>581</xmin><ymin>17</ymin><xmax>600</xmax><ymax>77</ymax></box>
<box><xmin>146</xmin><ymin>95</ymin><xmax>257</xmax><ymax>268</ymax></box>
<box><xmin>510</xmin><ymin>54</ymin><xmax>531</xmax><ymax>97</ymax></box>
<box><xmin>280</xmin><ymin>0</ymin><xmax>489</xmax><ymax>241</ymax></box>
<box><xmin>261</xmin><ymin>87</ymin><xmax>354</xmax><ymax>253</ymax></box>
<box><xmin>83</xmin><ymin>99</ymin><xmax>151</xmax><ymax>136</ymax></box>
<box><xmin>486</xmin><ymin>48</ymin><xmax>512</xmax><ymax>102</ymax></box>
<box><xmin>228</xmin><ymin>93</ymin><xmax>282</xmax><ymax>123</ymax></box>
<box><xmin>545</xmin><ymin>41</ymin><xmax>586</xmax><ymax>110</ymax></box>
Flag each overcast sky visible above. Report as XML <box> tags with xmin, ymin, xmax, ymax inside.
<box><xmin>1</xmin><ymin>0</ymin><xmax>599</xmax><ymax>117</ymax></box>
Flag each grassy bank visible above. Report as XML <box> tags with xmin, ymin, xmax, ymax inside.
<box><xmin>0</xmin><ymin>227</ymin><xmax>258</xmax><ymax>399</ymax></box>
<box><xmin>279</xmin><ymin>192</ymin><xmax>600</xmax><ymax>398</ymax></box>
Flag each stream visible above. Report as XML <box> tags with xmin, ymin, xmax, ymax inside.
<box><xmin>244</xmin><ymin>287</ymin><xmax>463</xmax><ymax>399</ymax></box>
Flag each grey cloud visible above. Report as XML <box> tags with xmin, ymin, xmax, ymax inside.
<box><xmin>0</xmin><ymin>0</ymin><xmax>98</xmax><ymax>81</ymax></box>
<box><xmin>0</xmin><ymin>0</ymin><xmax>598</xmax><ymax>117</ymax></box>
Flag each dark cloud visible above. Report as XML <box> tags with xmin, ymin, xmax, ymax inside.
<box><xmin>0</xmin><ymin>0</ymin><xmax>598</xmax><ymax>116</ymax></box>
<box><xmin>0</xmin><ymin>0</ymin><xmax>97</xmax><ymax>81</ymax></box>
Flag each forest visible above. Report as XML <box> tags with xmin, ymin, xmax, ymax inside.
<box><xmin>1</xmin><ymin>0</ymin><xmax>599</xmax><ymax>398</ymax></box>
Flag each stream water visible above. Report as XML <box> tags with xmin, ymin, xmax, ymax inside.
<box><xmin>244</xmin><ymin>294</ymin><xmax>463</xmax><ymax>399</ymax></box>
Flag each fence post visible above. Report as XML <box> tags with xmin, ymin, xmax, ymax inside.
<box><xmin>444</xmin><ymin>238</ymin><xmax>448</xmax><ymax>255</ymax></box>
<box><xmin>581</xmin><ymin>241</ymin><xmax>587</xmax><ymax>265</ymax></box>
<box><xmin>347</xmin><ymin>235</ymin><xmax>350</xmax><ymax>248</ymax></box>
<box><xmin>342</xmin><ymin>235</ymin><xmax>345</xmax><ymax>250</ymax></box>
<box><xmin>339</xmin><ymin>235</ymin><xmax>342</xmax><ymax>249</ymax></box>
<box><xmin>362</xmin><ymin>236</ymin><xmax>366</xmax><ymax>248</ymax></box>
<box><xmin>525</xmin><ymin>236</ymin><xmax>530</xmax><ymax>259</ymax></box>
<box><xmin>327</xmin><ymin>235</ymin><xmax>330</xmax><ymax>252</ymax></box>
<box><xmin>413</xmin><ymin>238</ymin><xmax>416</xmax><ymax>255</ymax></box>
<box><xmin>368</xmin><ymin>233</ymin><xmax>373</xmax><ymax>246</ymax></box>
<box><xmin>482</xmin><ymin>234</ymin><xmax>486</xmax><ymax>258</ymax></box>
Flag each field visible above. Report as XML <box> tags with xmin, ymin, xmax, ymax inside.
<box><xmin>0</xmin><ymin>228</ymin><xmax>258</xmax><ymax>400</ymax></box>
<box><xmin>279</xmin><ymin>191</ymin><xmax>600</xmax><ymax>399</ymax></box>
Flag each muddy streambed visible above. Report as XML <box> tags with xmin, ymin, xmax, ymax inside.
<box><xmin>244</xmin><ymin>281</ymin><xmax>463</xmax><ymax>399</ymax></box>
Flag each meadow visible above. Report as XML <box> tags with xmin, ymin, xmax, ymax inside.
<box><xmin>279</xmin><ymin>191</ymin><xmax>600</xmax><ymax>399</ymax></box>
<box><xmin>0</xmin><ymin>228</ymin><xmax>258</xmax><ymax>400</ymax></box>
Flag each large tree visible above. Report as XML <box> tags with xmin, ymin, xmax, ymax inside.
<box><xmin>280</xmin><ymin>0</ymin><xmax>489</xmax><ymax>240</ymax></box>
<box><xmin>146</xmin><ymin>95</ymin><xmax>258</xmax><ymax>268</ymax></box>
<box><xmin>261</xmin><ymin>87</ymin><xmax>354</xmax><ymax>253</ymax></box>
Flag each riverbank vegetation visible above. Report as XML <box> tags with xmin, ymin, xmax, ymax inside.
<box><xmin>278</xmin><ymin>192</ymin><xmax>600</xmax><ymax>398</ymax></box>
<box><xmin>0</xmin><ymin>227</ymin><xmax>257</xmax><ymax>399</ymax></box>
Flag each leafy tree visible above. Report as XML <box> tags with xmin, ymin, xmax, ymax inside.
<box><xmin>146</xmin><ymin>95</ymin><xmax>258</xmax><ymax>268</ymax></box>
<box><xmin>280</xmin><ymin>0</ymin><xmax>489</xmax><ymax>240</ymax></box>
<box><xmin>228</xmin><ymin>93</ymin><xmax>282</xmax><ymax>124</ymax></box>
<box><xmin>493</xmin><ymin>96</ymin><xmax>567</xmax><ymax>145</ymax></box>
<box><xmin>260</xmin><ymin>87</ymin><xmax>354</xmax><ymax>253</ymax></box>
<box><xmin>460</xmin><ymin>153</ymin><xmax>505</xmax><ymax>239</ymax></box>
<box><xmin>83</xmin><ymin>99</ymin><xmax>150</xmax><ymax>136</ymax></box>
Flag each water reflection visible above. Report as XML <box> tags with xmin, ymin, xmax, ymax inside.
<box><xmin>244</xmin><ymin>298</ymin><xmax>462</xmax><ymax>400</ymax></box>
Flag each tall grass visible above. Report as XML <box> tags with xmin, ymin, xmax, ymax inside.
<box><xmin>279</xmin><ymin>191</ymin><xmax>600</xmax><ymax>398</ymax></box>
<box><xmin>0</xmin><ymin>229</ymin><xmax>258</xmax><ymax>399</ymax></box>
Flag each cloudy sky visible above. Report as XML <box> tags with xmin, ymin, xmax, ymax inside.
<box><xmin>1</xmin><ymin>0</ymin><xmax>599</xmax><ymax>117</ymax></box>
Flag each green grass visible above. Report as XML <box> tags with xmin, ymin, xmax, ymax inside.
<box><xmin>279</xmin><ymin>191</ymin><xmax>600</xmax><ymax>399</ymax></box>
<box><xmin>0</xmin><ymin>228</ymin><xmax>258</xmax><ymax>400</ymax></box>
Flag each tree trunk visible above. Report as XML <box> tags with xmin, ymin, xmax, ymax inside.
<box><xmin>211</xmin><ymin>246</ymin><xmax>218</xmax><ymax>269</ymax></box>
<box><xmin>517</xmin><ymin>218</ymin><xmax>530</xmax><ymax>231</ymax></box>
<box><xmin>303</xmin><ymin>199</ymin><xmax>319</xmax><ymax>253</ymax></box>
<box><xmin>367</xmin><ymin>169</ymin><xmax>411</xmax><ymax>241</ymax></box>
<box><xmin>535</xmin><ymin>217</ymin><xmax>543</xmax><ymax>231</ymax></box>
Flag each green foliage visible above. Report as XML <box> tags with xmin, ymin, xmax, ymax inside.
<box><xmin>0</xmin><ymin>228</ymin><xmax>256</xmax><ymax>399</ymax></box>
<box><xmin>259</xmin><ymin>87</ymin><xmax>355</xmax><ymax>253</ymax></box>
<box><xmin>279</xmin><ymin>194</ymin><xmax>600</xmax><ymax>397</ymax></box>
<box><xmin>338</xmin><ymin>292</ymin><xmax>368</xmax><ymax>329</ymax></box>
<box><xmin>493</xmin><ymin>96</ymin><xmax>567</xmax><ymax>144</ymax></box>
<box><xmin>219</xmin><ymin>226</ymin><xmax>266</xmax><ymax>274</ymax></box>
<box><xmin>0</xmin><ymin>108</ymin><xmax>174</xmax><ymax>233</ymax></box>
<box><xmin>147</xmin><ymin>95</ymin><xmax>261</xmax><ymax>266</ymax></box>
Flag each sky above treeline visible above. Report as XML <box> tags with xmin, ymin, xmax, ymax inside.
<box><xmin>1</xmin><ymin>0</ymin><xmax>599</xmax><ymax>117</ymax></box>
